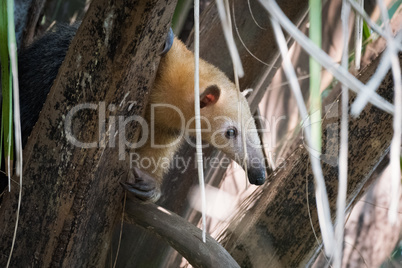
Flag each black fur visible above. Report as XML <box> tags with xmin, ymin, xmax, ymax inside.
<box><xmin>18</xmin><ymin>25</ymin><xmax>77</xmax><ymax>146</ymax></box>
<box><xmin>0</xmin><ymin>25</ymin><xmax>76</xmax><ymax>194</ymax></box>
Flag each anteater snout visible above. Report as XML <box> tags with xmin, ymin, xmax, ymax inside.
<box><xmin>247</xmin><ymin>167</ymin><xmax>266</xmax><ymax>185</ymax></box>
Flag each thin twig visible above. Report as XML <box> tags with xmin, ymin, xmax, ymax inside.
<box><xmin>259</xmin><ymin>0</ymin><xmax>394</xmax><ymax>115</ymax></box>
<box><xmin>333</xmin><ymin>1</ymin><xmax>351</xmax><ymax>267</ymax></box>
<box><xmin>354</xmin><ymin>0</ymin><xmax>364</xmax><ymax>70</ymax></box>
<box><xmin>194</xmin><ymin>0</ymin><xmax>207</xmax><ymax>243</ymax></box>
<box><xmin>112</xmin><ymin>193</ymin><xmax>126</xmax><ymax>268</ymax></box>
<box><xmin>6</xmin><ymin>0</ymin><xmax>23</xmax><ymax>266</ymax></box>
<box><xmin>216</xmin><ymin>0</ymin><xmax>244</xmax><ymax>77</ymax></box>
<box><xmin>224</xmin><ymin>0</ymin><xmax>249</xmax><ymax>186</ymax></box>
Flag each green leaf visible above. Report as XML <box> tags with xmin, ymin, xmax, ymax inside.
<box><xmin>309</xmin><ymin>0</ymin><xmax>322</xmax><ymax>153</ymax></box>
<box><xmin>362</xmin><ymin>21</ymin><xmax>371</xmax><ymax>40</ymax></box>
<box><xmin>0</xmin><ymin>0</ymin><xmax>14</xmax><ymax>169</ymax></box>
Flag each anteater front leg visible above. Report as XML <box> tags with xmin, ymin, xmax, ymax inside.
<box><xmin>121</xmin><ymin>167</ymin><xmax>161</xmax><ymax>202</ymax></box>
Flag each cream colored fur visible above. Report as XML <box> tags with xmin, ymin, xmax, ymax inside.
<box><xmin>134</xmin><ymin>38</ymin><xmax>262</xmax><ymax>199</ymax></box>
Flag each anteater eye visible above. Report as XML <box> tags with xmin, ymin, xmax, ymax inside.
<box><xmin>225</xmin><ymin>128</ymin><xmax>238</xmax><ymax>139</ymax></box>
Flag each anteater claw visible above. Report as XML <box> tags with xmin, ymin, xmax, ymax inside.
<box><xmin>120</xmin><ymin>182</ymin><xmax>157</xmax><ymax>201</ymax></box>
<box><xmin>121</xmin><ymin>168</ymin><xmax>161</xmax><ymax>202</ymax></box>
<box><xmin>161</xmin><ymin>28</ymin><xmax>174</xmax><ymax>55</ymax></box>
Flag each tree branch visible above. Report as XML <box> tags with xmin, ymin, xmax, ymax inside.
<box><xmin>220</xmin><ymin>51</ymin><xmax>400</xmax><ymax>267</ymax></box>
<box><xmin>124</xmin><ymin>195</ymin><xmax>240</xmax><ymax>268</ymax></box>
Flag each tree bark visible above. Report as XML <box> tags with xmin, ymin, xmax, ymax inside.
<box><xmin>0</xmin><ymin>0</ymin><xmax>177</xmax><ymax>266</ymax></box>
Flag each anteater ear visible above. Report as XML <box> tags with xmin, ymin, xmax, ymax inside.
<box><xmin>200</xmin><ymin>85</ymin><xmax>220</xmax><ymax>108</ymax></box>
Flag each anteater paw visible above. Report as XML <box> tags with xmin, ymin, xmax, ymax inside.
<box><xmin>121</xmin><ymin>167</ymin><xmax>161</xmax><ymax>202</ymax></box>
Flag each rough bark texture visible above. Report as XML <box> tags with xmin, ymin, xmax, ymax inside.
<box><xmin>0</xmin><ymin>0</ymin><xmax>177</xmax><ymax>266</ymax></box>
<box><xmin>110</xmin><ymin>0</ymin><xmax>310</xmax><ymax>266</ymax></box>
<box><xmin>219</xmin><ymin>52</ymin><xmax>400</xmax><ymax>267</ymax></box>
<box><xmin>123</xmin><ymin>195</ymin><xmax>240</xmax><ymax>268</ymax></box>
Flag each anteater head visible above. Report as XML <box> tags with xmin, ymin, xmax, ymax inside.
<box><xmin>153</xmin><ymin>38</ymin><xmax>267</xmax><ymax>186</ymax></box>
<box><xmin>197</xmin><ymin>83</ymin><xmax>267</xmax><ymax>186</ymax></box>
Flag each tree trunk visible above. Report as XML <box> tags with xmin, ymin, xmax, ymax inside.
<box><xmin>0</xmin><ymin>0</ymin><xmax>177</xmax><ymax>266</ymax></box>
<box><xmin>220</xmin><ymin>51</ymin><xmax>400</xmax><ymax>267</ymax></box>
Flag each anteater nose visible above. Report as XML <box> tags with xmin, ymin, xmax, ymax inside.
<box><xmin>247</xmin><ymin>168</ymin><xmax>266</xmax><ymax>185</ymax></box>
<box><xmin>254</xmin><ymin>176</ymin><xmax>265</xmax><ymax>185</ymax></box>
